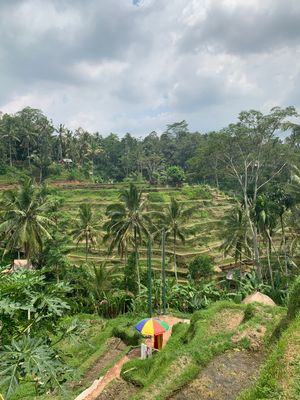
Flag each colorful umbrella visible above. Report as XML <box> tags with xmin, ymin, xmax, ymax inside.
<box><xmin>135</xmin><ymin>318</ymin><xmax>169</xmax><ymax>336</ymax></box>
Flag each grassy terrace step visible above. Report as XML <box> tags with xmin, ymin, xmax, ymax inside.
<box><xmin>55</xmin><ymin>184</ymin><xmax>235</xmax><ymax>270</ymax></box>
<box><xmin>238</xmin><ymin>314</ymin><xmax>300</xmax><ymax>399</ymax></box>
<box><xmin>68</xmin><ymin>253</ymin><xmax>233</xmax><ymax>271</ymax></box>
<box><xmin>121</xmin><ymin>302</ymin><xmax>285</xmax><ymax>399</ymax></box>
<box><xmin>69</xmin><ymin>239</ymin><xmax>223</xmax><ymax>254</ymax></box>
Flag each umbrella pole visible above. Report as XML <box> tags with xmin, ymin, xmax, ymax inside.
<box><xmin>161</xmin><ymin>228</ymin><xmax>167</xmax><ymax>314</ymax></box>
<box><xmin>147</xmin><ymin>236</ymin><xmax>152</xmax><ymax>317</ymax></box>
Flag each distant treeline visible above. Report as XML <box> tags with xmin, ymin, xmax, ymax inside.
<box><xmin>0</xmin><ymin>106</ymin><xmax>300</xmax><ymax>191</ymax></box>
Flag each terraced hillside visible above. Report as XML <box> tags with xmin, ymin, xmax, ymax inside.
<box><xmin>55</xmin><ymin>184</ymin><xmax>236</xmax><ymax>280</ymax></box>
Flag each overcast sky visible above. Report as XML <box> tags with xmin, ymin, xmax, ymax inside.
<box><xmin>1</xmin><ymin>0</ymin><xmax>300</xmax><ymax>136</ymax></box>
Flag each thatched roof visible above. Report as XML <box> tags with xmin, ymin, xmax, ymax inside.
<box><xmin>242</xmin><ymin>291</ymin><xmax>276</xmax><ymax>306</ymax></box>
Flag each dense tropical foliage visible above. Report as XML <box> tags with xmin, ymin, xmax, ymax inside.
<box><xmin>1</xmin><ymin>105</ymin><xmax>300</xmax><ymax>398</ymax></box>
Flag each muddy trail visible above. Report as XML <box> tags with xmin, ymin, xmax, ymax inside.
<box><xmin>170</xmin><ymin>350</ymin><xmax>263</xmax><ymax>400</ymax></box>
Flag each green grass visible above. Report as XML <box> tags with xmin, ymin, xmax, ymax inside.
<box><xmin>238</xmin><ymin>313</ymin><xmax>300</xmax><ymax>400</ymax></box>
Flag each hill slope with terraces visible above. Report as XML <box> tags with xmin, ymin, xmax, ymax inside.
<box><xmin>53</xmin><ymin>183</ymin><xmax>236</xmax><ymax>278</ymax></box>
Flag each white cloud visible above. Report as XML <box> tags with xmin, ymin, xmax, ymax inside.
<box><xmin>0</xmin><ymin>0</ymin><xmax>300</xmax><ymax>135</ymax></box>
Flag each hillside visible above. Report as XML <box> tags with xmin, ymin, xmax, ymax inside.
<box><xmin>52</xmin><ymin>183</ymin><xmax>236</xmax><ymax>279</ymax></box>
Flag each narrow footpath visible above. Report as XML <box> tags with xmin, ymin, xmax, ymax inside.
<box><xmin>75</xmin><ymin>316</ymin><xmax>189</xmax><ymax>400</ymax></box>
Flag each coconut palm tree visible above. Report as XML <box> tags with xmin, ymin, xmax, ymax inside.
<box><xmin>153</xmin><ymin>197</ymin><xmax>195</xmax><ymax>282</ymax></box>
<box><xmin>20</xmin><ymin>129</ymin><xmax>37</xmax><ymax>168</ymax></box>
<box><xmin>220</xmin><ymin>203</ymin><xmax>252</xmax><ymax>267</ymax></box>
<box><xmin>104</xmin><ymin>183</ymin><xmax>150</xmax><ymax>294</ymax></box>
<box><xmin>0</xmin><ymin>114</ymin><xmax>19</xmax><ymax>167</ymax></box>
<box><xmin>254</xmin><ymin>195</ymin><xmax>278</xmax><ymax>289</ymax></box>
<box><xmin>72</xmin><ymin>204</ymin><xmax>99</xmax><ymax>262</ymax></box>
<box><xmin>0</xmin><ymin>178</ymin><xmax>54</xmax><ymax>260</ymax></box>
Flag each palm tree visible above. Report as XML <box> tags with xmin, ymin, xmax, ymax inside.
<box><xmin>254</xmin><ymin>195</ymin><xmax>278</xmax><ymax>289</ymax></box>
<box><xmin>153</xmin><ymin>197</ymin><xmax>194</xmax><ymax>282</ymax></box>
<box><xmin>88</xmin><ymin>263</ymin><xmax>116</xmax><ymax>312</ymax></box>
<box><xmin>0</xmin><ymin>114</ymin><xmax>19</xmax><ymax>167</ymax></box>
<box><xmin>221</xmin><ymin>203</ymin><xmax>252</xmax><ymax>267</ymax></box>
<box><xmin>72</xmin><ymin>204</ymin><xmax>99</xmax><ymax>262</ymax></box>
<box><xmin>20</xmin><ymin>129</ymin><xmax>37</xmax><ymax>168</ymax></box>
<box><xmin>104</xmin><ymin>183</ymin><xmax>150</xmax><ymax>294</ymax></box>
<box><xmin>0</xmin><ymin>178</ymin><xmax>54</xmax><ymax>260</ymax></box>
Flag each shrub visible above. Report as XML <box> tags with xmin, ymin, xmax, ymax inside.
<box><xmin>148</xmin><ymin>192</ymin><xmax>166</xmax><ymax>203</ymax></box>
<box><xmin>47</xmin><ymin>163</ymin><xmax>63</xmax><ymax>177</ymax></box>
<box><xmin>188</xmin><ymin>255</ymin><xmax>214</xmax><ymax>281</ymax></box>
<box><xmin>67</xmin><ymin>167</ymin><xmax>85</xmax><ymax>181</ymax></box>
<box><xmin>287</xmin><ymin>277</ymin><xmax>300</xmax><ymax>320</ymax></box>
<box><xmin>99</xmin><ymin>291</ymin><xmax>134</xmax><ymax>318</ymax></box>
<box><xmin>182</xmin><ymin>185</ymin><xmax>213</xmax><ymax>200</ymax></box>
<box><xmin>243</xmin><ymin>304</ymin><xmax>256</xmax><ymax>322</ymax></box>
<box><xmin>123</xmin><ymin>172</ymin><xmax>146</xmax><ymax>184</ymax></box>
<box><xmin>166</xmin><ymin>166</ymin><xmax>185</xmax><ymax>187</ymax></box>
<box><xmin>112</xmin><ymin>323</ymin><xmax>140</xmax><ymax>346</ymax></box>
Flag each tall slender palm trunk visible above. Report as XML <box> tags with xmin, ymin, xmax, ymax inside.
<box><xmin>173</xmin><ymin>234</ymin><xmax>178</xmax><ymax>283</ymax></box>
<box><xmin>134</xmin><ymin>227</ymin><xmax>141</xmax><ymax>294</ymax></box>
<box><xmin>280</xmin><ymin>215</ymin><xmax>288</xmax><ymax>275</ymax></box>
<box><xmin>244</xmin><ymin>193</ymin><xmax>261</xmax><ymax>280</ymax></box>
<box><xmin>27</xmin><ymin>143</ymin><xmax>31</xmax><ymax>168</ymax></box>
<box><xmin>267</xmin><ymin>238</ymin><xmax>274</xmax><ymax>289</ymax></box>
<box><xmin>9</xmin><ymin>139</ymin><xmax>12</xmax><ymax>167</ymax></box>
<box><xmin>85</xmin><ymin>232</ymin><xmax>88</xmax><ymax>262</ymax></box>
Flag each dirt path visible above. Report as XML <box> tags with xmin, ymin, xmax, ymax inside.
<box><xmin>170</xmin><ymin>350</ymin><xmax>263</xmax><ymax>400</ymax></box>
<box><xmin>75</xmin><ymin>316</ymin><xmax>189</xmax><ymax>400</ymax></box>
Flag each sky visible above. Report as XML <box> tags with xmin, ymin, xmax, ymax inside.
<box><xmin>0</xmin><ymin>0</ymin><xmax>300</xmax><ymax>136</ymax></box>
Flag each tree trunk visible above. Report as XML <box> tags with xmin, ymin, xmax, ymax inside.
<box><xmin>85</xmin><ymin>232</ymin><xmax>88</xmax><ymax>262</ymax></box>
<box><xmin>280</xmin><ymin>214</ymin><xmax>288</xmax><ymax>276</ymax></box>
<box><xmin>27</xmin><ymin>142</ymin><xmax>31</xmax><ymax>167</ymax></box>
<box><xmin>58</xmin><ymin>130</ymin><xmax>63</xmax><ymax>161</ymax></box>
<box><xmin>267</xmin><ymin>238</ymin><xmax>274</xmax><ymax>290</ymax></box>
<box><xmin>243</xmin><ymin>191</ymin><xmax>261</xmax><ymax>280</ymax></box>
<box><xmin>214</xmin><ymin>158</ymin><xmax>219</xmax><ymax>189</ymax></box>
<box><xmin>252</xmin><ymin>225</ymin><xmax>261</xmax><ymax>279</ymax></box>
<box><xmin>24</xmin><ymin>242</ymin><xmax>30</xmax><ymax>261</ymax></box>
<box><xmin>9</xmin><ymin>139</ymin><xmax>12</xmax><ymax>167</ymax></box>
<box><xmin>173</xmin><ymin>233</ymin><xmax>178</xmax><ymax>283</ymax></box>
<box><xmin>39</xmin><ymin>167</ymin><xmax>43</xmax><ymax>183</ymax></box>
<box><xmin>134</xmin><ymin>227</ymin><xmax>141</xmax><ymax>294</ymax></box>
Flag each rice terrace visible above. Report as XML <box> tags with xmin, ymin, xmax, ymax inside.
<box><xmin>1</xmin><ymin>1</ymin><xmax>300</xmax><ymax>400</ymax></box>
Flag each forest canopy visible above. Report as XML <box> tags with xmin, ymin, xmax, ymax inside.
<box><xmin>0</xmin><ymin>105</ymin><xmax>299</xmax><ymax>192</ymax></box>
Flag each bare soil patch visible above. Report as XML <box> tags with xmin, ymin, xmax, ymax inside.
<box><xmin>170</xmin><ymin>350</ymin><xmax>263</xmax><ymax>400</ymax></box>
<box><xmin>232</xmin><ymin>325</ymin><xmax>266</xmax><ymax>351</ymax></box>
<box><xmin>210</xmin><ymin>310</ymin><xmax>244</xmax><ymax>335</ymax></box>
